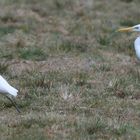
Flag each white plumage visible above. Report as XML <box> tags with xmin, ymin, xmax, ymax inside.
<box><xmin>134</xmin><ymin>37</ymin><xmax>140</xmax><ymax>60</ymax></box>
<box><xmin>0</xmin><ymin>75</ymin><xmax>18</xmax><ymax>97</ymax></box>
<box><xmin>0</xmin><ymin>75</ymin><xmax>20</xmax><ymax>113</ymax></box>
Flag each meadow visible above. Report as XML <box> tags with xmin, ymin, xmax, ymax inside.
<box><xmin>0</xmin><ymin>0</ymin><xmax>140</xmax><ymax>139</ymax></box>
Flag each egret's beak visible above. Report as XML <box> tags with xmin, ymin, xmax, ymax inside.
<box><xmin>117</xmin><ymin>27</ymin><xmax>133</xmax><ymax>32</ymax></box>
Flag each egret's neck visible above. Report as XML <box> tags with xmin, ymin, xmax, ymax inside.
<box><xmin>134</xmin><ymin>36</ymin><xmax>140</xmax><ymax>59</ymax></box>
<box><xmin>134</xmin><ymin>36</ymin><xmax>140</xmax><ymax>48</ymax></box>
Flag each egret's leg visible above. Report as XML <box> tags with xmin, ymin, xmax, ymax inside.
<box><xmin>6</xmin><ymin>96</ymin><xmax>21</xmax><ymax>113</ymax></box>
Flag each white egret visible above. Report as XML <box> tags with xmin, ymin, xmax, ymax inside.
<box><xmin>118</xmin><ymin>24</ymin><xmax>140</xmax><ymax>59</ymax></box>
<box><xmin>0</xmin><ymin>75</ymin><xmax>20</xmax><ymax>113</ymax></box>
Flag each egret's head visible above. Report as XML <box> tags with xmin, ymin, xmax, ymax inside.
<box><xmin>117</xmin><ymin>24</ymin><xmax>140</xmax><ymax>32</ymax></box>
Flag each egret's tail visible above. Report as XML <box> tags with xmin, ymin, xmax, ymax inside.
<box><xmin>8</xmin><ymin>86</ymin><xmax>18</xmax><ymax>97</ymax></box>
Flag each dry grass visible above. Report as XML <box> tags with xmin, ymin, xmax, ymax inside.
<box><xmin>0</xmin><ymin>0</ymin><xmax>140</xmax><ymax>139</ymax></box>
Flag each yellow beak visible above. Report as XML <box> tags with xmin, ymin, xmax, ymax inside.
<box><xmin>117</xmin><ymin>27</ymin><xmax>133</xmax><ymax>32</ymax></box>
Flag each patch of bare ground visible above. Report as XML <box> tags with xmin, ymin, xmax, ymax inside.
<box><xmin>3</xmin><ymin>57</ymin><xmax>95</xmax><ymax>76</ymax></box>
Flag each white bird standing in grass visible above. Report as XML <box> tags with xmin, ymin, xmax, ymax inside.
<box><xmin>0</xmin><ymin>75</ymin><xmax>20</xmax><ymax>113</ymax></box>
<box><xmin>118</xmin><ymin>24</ymin><xmax>140</xmax><ymax>60</ymax></box>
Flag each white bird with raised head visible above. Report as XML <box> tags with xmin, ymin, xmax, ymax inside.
<box><xmin>118</xmin><ymin>24</ymin><xmax>140</xmax><ymax>60</ymax></box>
<box><xmin>0</xmin><ymin>75</ymin><xmax>20</xmax><ymax>113</ymax></box>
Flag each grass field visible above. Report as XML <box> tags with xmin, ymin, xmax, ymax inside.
<box><xmin>0</xmin><ymin>0</ymin><xmax>140</xmax><ymax>139</ymax></box>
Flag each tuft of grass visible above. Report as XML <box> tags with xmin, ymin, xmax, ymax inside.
<box><xmin>120</xmin><ymin>0</ymin><xmax>133</xmax><ymax>3</ymax></box>
<box><xmin>0</xmin><ymin>26</ymin><xmax>17</xmax><ymax>37</ymax></box>
<box><xmin>107</xmin><ymin>75</ymin><xmax>134</xmax><ymax>98</ymax></box>
<box><xmin>98</xmin><ymin>63</ymin><xmax>111</xmax><ymax>72</ymax></box>
<box><xmin>97</xmin><ymin>35</ymin><xmax>110</xmax><ymax>46</ymax></box>
<box><xmin>0</xmin><ymin>62</ymin><xmax>9</xmax><ymax>74</ymax></box>
<box><xmin>86</xmin><ymin>118</ymin><xmax>107</xmax><ymax>135</ymax></box>
<box><xmin>53</xmin><ymin>0</ymin><xmax>73</xmax><ymax>10</ymax></box>
<box><xmin>0</xmin><ymin>13</ymin><xmax>18</xmax><ymax>23</ymax></box>
<box><xmin>21</xmin><ymin>72</ymin><xmax>48</xmax><ymax>88</ymax></box>
<box><xmin>111</xmin><ymin>123</ymin><xmax>134</xmax><ymax>136</ymax></box>
<box><xmin>58</xmin><ymin>40</ymin><xmax>87</xmax><ymax>53</ymax></box>
<box><xmin>18</xmin><ymin>47</ymin><xmax>47</xmax><ymax>60</ymax></box>
<box><xmin>120</xmin><ymin>19</ymin><xmax>138</xmax><ymax>27</ymax></box>
<box><xmin>48</xmin><ymin>38</ymin><xmax>88</xmax><ymax>55</ymax></box>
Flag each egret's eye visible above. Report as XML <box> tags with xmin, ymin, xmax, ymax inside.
<box><xmin>135</xmin><ymin>26</ymin><xmax>139</xmax><ymax>29</ymax></box>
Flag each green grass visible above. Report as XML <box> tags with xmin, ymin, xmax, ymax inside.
<box><xmin>0</xmin><ymin>0</ymin><xmax>140</xmax><ymax>140</ymax></box>
<box><xmin>18</xmin><ymin>47</ymin><xmax>47</xmax><ymax>60</ymax></box>
<box><xmin>0</xmin><ymin>26</ymin><xmax>17</xmax><ymax>36</ymax></box>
